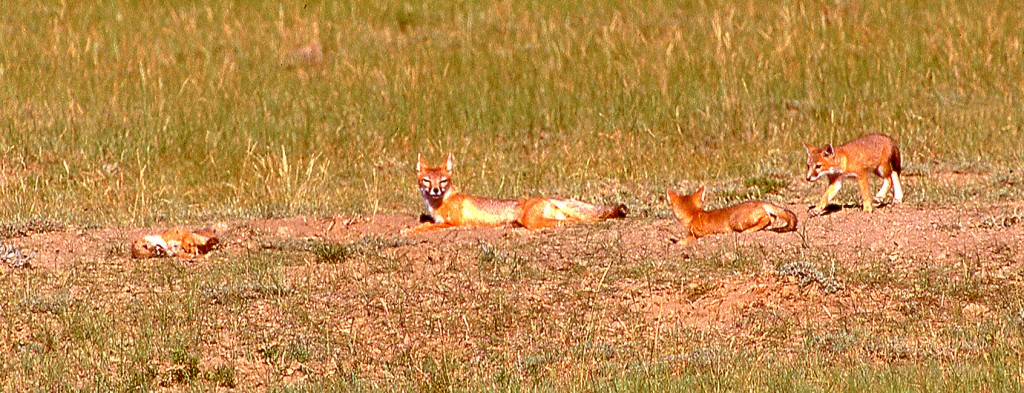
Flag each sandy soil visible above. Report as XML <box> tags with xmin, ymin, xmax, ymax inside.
<box><xmin>2</xmin><ymin>201</ymin><xmax>1022</xmax><ymax>388</ymax></box>
<box><xmin>11</xmin><ymin>201</ymin><xmax>1023</xmax><ymax>326</ymax></box>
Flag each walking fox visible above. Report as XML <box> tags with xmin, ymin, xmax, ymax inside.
<box><xmin>404</xmin><ymin>154</ymin><xmax>627</xmax><ymax>233</ymax></box>
<box><xmin>131</xmin><ymin>228</ymin><xmax>219</xmax><ymax>259</ymax></box>
<box><xmin>804</xmin><ymin>134</ymin><xmax>903</xmax><ymax>216</ymax></box>
<box><xmin>667</xmin><ymin>186</ymin><xmax>797</xmax><ymax>244</ymax></box>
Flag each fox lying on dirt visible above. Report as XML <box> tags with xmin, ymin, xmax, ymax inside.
<box><xmin>131</xmin><ymin>228</ymin><xmax>219</xmax><ymax>259</ymax></box>
<box><xmin>804</xmin><ymin>133</ymin><xmax>903</xmax><ymax>216</ymax></box>
<box><xmin>403</xmin><ymin>154</ymin><xmax>628</xmax><ymax>234</ymax></box>
<box><xmin>667</xmin><ymin>186</ymin><xmax>797</xmax><ymax>244</ymax></box>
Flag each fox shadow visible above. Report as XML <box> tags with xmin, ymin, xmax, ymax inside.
<box><xmin>813</xmin><ymin>201</ymin><xmax>895</xmax><ymax>216</ymax></box>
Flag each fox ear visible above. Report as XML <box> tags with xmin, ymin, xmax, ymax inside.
<box><xmin>416</xmin><ymin>153</ymin><xmax>427</xmax><ymax>172</ymax></box>
<box><xmin>666</xmin><ymin>189</ymin><xmax>684</xmax><ymax>220</ymax></box>
<box><xmin>803</xmin><ymin>143</ymin><xmax>817</xmax><ymax>155</ymax></box>
<box><xmin>446</xmin><ymin>153</ymin><xmax>454</xmax><ymax>172</ymax></box>
<box><xmin>823</xmin><ymin>144</ymin><xmax>834</xmax><ymax>157</ymax></box>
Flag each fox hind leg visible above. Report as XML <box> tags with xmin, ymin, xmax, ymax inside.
<box><xmin>874</xmin><ymin>177</ymin><xmax>891</xmax><ymax>204</ymax></box>
<box><xmin>740</xmin><ymin>214</ymin><xmax>773</xmax><ymax>233</ymax></box>
<box><xmin>891</xmin><ymin>172</ymin><xmax>904</xmax><ymax>203</ymax></box>
<box><xmin>518</xmin><ymin>216</ymin><xmax>564</xmax><ymax>230</ymax></box>
<box><xmin>857</xmin><ymin>175</ymin><xmax>874</xmax><ymax>212</ymax></box>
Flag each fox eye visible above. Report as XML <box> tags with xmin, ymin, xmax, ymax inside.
<box><xmin>439</xmin><ymin>178</ymin><xmax>448</xmax><ymax>184</ymax></box>
<box><xmin>814</xmin><ymin>163</ymin><xmax>822</xmax><ymax>170</ymax></box>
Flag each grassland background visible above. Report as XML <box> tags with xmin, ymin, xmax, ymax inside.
<box><xmin>1</xmin><ymin>0</ymin><xmax>1021</xmax><ymax>226</ymax></box>
<box><xmin>2</xmin><ymin>1</ymin><xmax>1024</xmax><ymax>391</ymax></box>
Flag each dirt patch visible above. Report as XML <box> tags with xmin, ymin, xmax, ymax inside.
<box><xmin>2</xmin><ymin>201</ymin><xmax>1022</xmax><ymax>388</ymax></box>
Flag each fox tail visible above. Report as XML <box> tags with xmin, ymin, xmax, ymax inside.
<box><xmin>550</xmin><ymin>199</ymin><xmax>628</xmax><ymax>221</ymax></box>
<box><xmin>764</xmin><ymin>204</ymin><xmax>798</xmax><ymax>233</ymax></box>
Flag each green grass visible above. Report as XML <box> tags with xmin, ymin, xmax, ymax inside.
<box><xmin>2</xmin><ymin>0</ymin><xmax>1024</xmax><ymax>391</ymax></box>
<box><xmin>1</xmin><ymin>0</ymin><xmax>1022</xmax><ymax>225</ymax></box>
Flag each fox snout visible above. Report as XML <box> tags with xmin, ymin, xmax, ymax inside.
<box><xmin>418</xmin><ymin>176</ymin><xmax>449</xmax><ymax>199</ymax></box>
<box><xmin>805</xmin><ymin>162</ymin><xmax>831</xmax><ymax>182</ymax></box>
<box><xmin>806</xmin><ymin>165</ymin><xmax>839</xmax><ymax>182</ymax></box>
<box><xmin>420</xmin><ymin>184</ymin><xmax>446</xmax><ymax>199</ymax></box>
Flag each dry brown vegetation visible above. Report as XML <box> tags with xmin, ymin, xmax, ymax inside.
<box><xmin>2</xmin><ymin>0</ymin><xmax>1024</xmax><ymax>391</ymax></box>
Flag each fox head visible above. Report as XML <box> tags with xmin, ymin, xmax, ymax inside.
<box><xmin>667</xmin><ymin>186</ymin><xmax>705</xmax><ymax>226</ymax></box>
<box><xmin>190</xmin><ymin>228</ymin><xmax>220</xmax><ymax>255</ymax></box>
<box><xmin>803</xmin><ymin>143</ymin><xmax>841</xmax><ymax>182</ymax></box>
<box><xmin>131</xmin><ymin>235</ymin><xmax>169</xmax><ymax>259</ymax></box>
<box><xmin>416</xmin><ymin>153</ymin><xmax>454</xmax><ymax>212</ymax></box>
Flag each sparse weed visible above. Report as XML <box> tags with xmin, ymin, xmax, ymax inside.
<box><xmin>804</xmin><ymin>330</ymin><xmax>857</xmax><ymax>356</ymax></box>
<box><xmin>197</xmin><ymin>252</ymin><xmax>293</xmax><ymax>305</ymax></box>
<box><xmin>308</xmin><ymin>234</ymin><xmax>413</xmax><ymax>266</ymax></box>
<box><xmin>863</xmin><ymin>337</ymin><xmax>913</xmax><ymax>362</ymax></box>
<box><xmin>477</xmin><ymin>241</ymin><xmax>529</xmax><ymax>281</ymax></box>
<box><xmin>310</xmin><ymin>241</ymin><xmax>353</xmax><ymax>264</ymax></box>
<box><xmin>980</xmin><ymin>208</ymin><xmax>1024</xmax><ymax>229</ymax></box>
<box><xmin>777</xmin><ymin>260</ymin><xmax>845</xmax><ymax>294</ymax></box>
<box><xmin>106</xmin><ymin>241</ymin><xmax>130</xmax><ymax>259</ymax></box>
<box><xmin>18</xmin><ymin>293</ymin><xmax>70</xmax><ymax>315</ymax></box>
<box><xmin>208</xmin><ymin>363</ymin><xmax>237</xmax><ymax>388</ymax></box>
<box><xmin>168</xmin><ymin>346</ymin><xmax>201</xmax><ymax>385</ymax></box>
<box><xmin>1</xmin><ymin>242</ymin><xmax>36</xmax><ymax>268</ymax></box>
<box><xmin>691</xmin><ymin>249</ymin><xmax>762</xmax><ymax>274</ymax></box>
<box><xmin>0</xmin><ymin>219</ymin><xmax>65</xmax><ymax>239</ymax></box>
<box><xmin>743</xmin><ymin>175</ymin><xmax>790</xmax><ymax>197</ymax></box>
<box><xmin>683</xmin><ymin>280</ymin><xmax>717</xmax><ymax>302</ymax></box>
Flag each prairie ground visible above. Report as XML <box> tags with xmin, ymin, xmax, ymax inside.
<box><xmin>1</xmin><ymin>0</ymin><xmax>1023</xmax><ymax>391</ymax></box>
<box><xmin>2</xmin><ymin>172</ymin><xmax>1024</xmax><ymax>391</ymax></box>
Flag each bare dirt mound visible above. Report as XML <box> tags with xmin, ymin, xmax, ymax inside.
<box><xmin>6</xmin><ymin>203</ymin><xmax>1023</xmax><ymax>331</ymax></box>
<box><xmin>2</xmin><ymin>202</ymin><xmax>1022</xmax><ymax>388</ymax></box>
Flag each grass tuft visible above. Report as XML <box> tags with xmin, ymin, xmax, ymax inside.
<box><xmin>777</xmin><ymin>260</ymin><xmax>845</xmax><ymax>294</ymax></box>
<box><xmin>0</xmin><ymin>219</ymin><xmax>65</xmax><ymax>239</ymax></box>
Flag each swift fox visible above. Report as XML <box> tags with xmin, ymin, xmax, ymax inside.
<box><xmin>404</xmin><ymin>154</ymin><xmax>627</xmax><ymax>233</ymax></box>
<box><xmin>667</xmin><ymin>186</ymin><xmax>797</xmax><ymax>244</ymax></box>
<box><xmin>803</xmin><ymin>134</ymin><xmax>903</xmax><ymax>216</ymax></box>
<box><xmin>131</xmin><ymin>228</ymin><xmax>219</xmax><ymax>259</ymax></box>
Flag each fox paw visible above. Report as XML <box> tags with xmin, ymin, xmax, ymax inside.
<box><xmin>808</xmin><ymin>207</ymin><xmax>824</xmax><ymax>217</ymax></box>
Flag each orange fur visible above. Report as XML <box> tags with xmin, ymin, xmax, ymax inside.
<box><xmin>404</xmin><ymin>154</ymin><xmax>627</xmax><ymax>233</ymax></box>
<box><xmin>131</xmin><ymin>228</ymin><xmax>219</xmax><ymax>259</ymax></box>
<box><xmin>804</xmin><ymin>133</ymin><xmax>903</xmax><ymax>215</ymax></box>
<box><xmin>667</xmin><ymin>186</ymin><xmax>797</xmax><ymax>244</ymax></box>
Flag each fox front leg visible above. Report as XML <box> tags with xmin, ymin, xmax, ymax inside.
<box><xmin>810</xmin><ymin>177</ymin><xmax>843</xmax><ymax>217</ymax></box>
<box><xmin>676</xmin><ymin>234</ymin><xmax>698</xmax><ymax>246</ymax></box>
<box><xmin>401</xmin><ymin>221</ymin><xmax>453</xmax><ymax>235</ymax></box>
